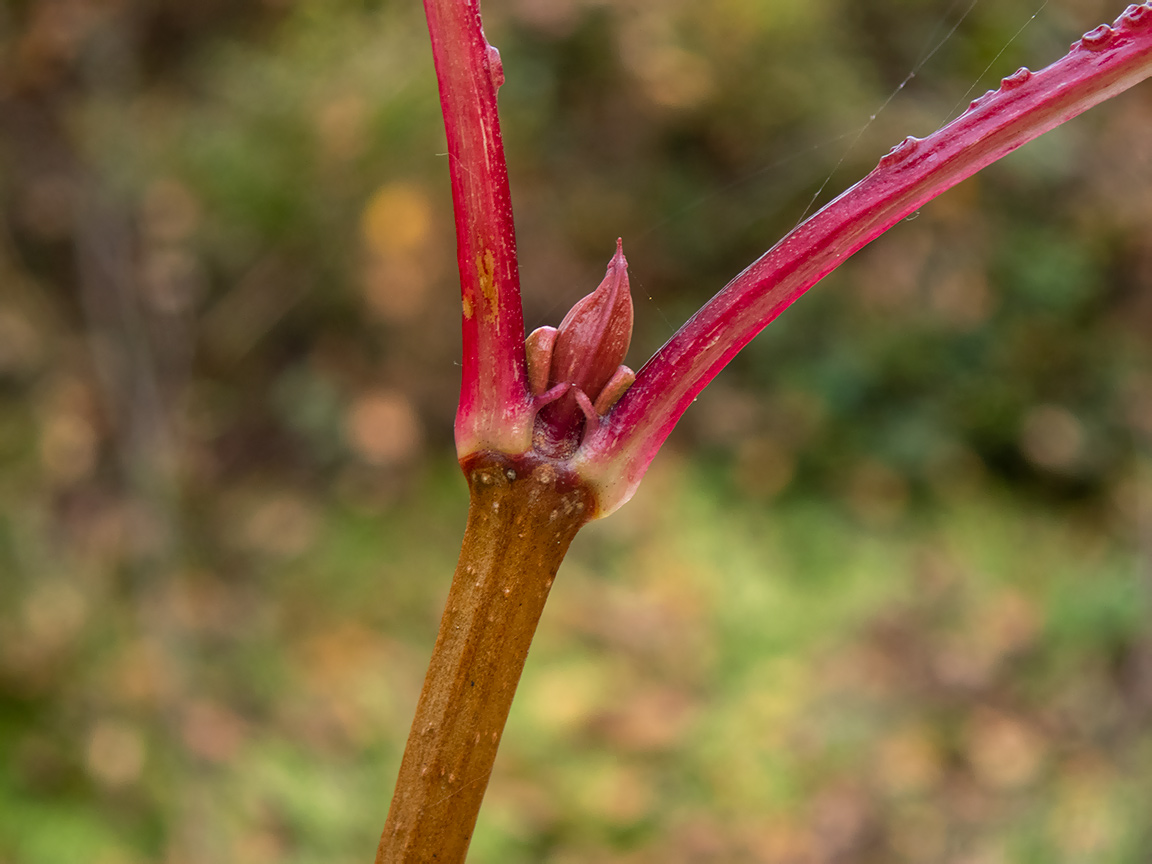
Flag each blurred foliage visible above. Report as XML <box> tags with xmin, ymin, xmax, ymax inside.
<box><xmin>1</xmin><ymin>0</ymin><xmax>1151</xmax><ymax>861</ymax></box>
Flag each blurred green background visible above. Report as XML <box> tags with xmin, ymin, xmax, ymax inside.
<box><xmin>2</xmin><ymin>0</ymin><xmax>1151</xmax><ymax>861</ymax></box>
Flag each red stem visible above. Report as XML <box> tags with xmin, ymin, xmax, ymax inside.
<box><xmin>578</xmin><ymin>4</ymin><xmax>1152</xmax><ymax>513</ymax></box>
<box><xmin>424</xmin><ymin>0</ymin><xmax>533</xmax><ymax>457</ymax></box>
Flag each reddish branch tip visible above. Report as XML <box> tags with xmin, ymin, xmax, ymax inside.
<box><xmin>485</xmin><ymin>45</ymin><xmax>505</xmax><ymax>90</ymax></box>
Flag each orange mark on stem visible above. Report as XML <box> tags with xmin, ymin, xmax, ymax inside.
<box><xmin>475</xmin><ymin>248</ymin><xmax>499</xmax><ymax>323</ymax></box>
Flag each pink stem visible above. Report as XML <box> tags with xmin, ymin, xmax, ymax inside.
<box><xmin>578</xmin><ymin>3</ymin><xmax>1152</xmax><ymax>514</ymax></box>
<box><xmin>424</xmin><ymin>0</ymin><xmax>533</xmax><ymax>457</ymax></box>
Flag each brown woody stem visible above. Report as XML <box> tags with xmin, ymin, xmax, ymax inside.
<box><xmin>376</xmin><ymin>453</ymin><xmax>593</xmax><ymax>863</ymax></box>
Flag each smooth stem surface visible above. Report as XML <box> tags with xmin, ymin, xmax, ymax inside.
<box><xmin>423</xmin><ymin>0</ymin><xmax>533</xmax><ymax>458</ymax></box>
<box><xmin>578</xmin><ymin>3</ymin><xmax>1152</xmax><ymax>514</ymax></box>
<box><xmin>377</xmin><ymin>454</ymin><xmax>592</xmax><ymax>863</ymax></box>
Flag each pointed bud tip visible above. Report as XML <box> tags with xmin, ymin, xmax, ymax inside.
<box><xmin>544</xmin><ymin>236</ymin><xmax>635</xmax><ymax>438</ymax></box>
<box><xmin>611</xmin><ymin>237</ymin><xmax>627</xmax><ymax>270</ymax></box>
